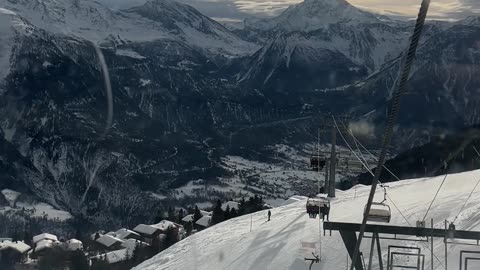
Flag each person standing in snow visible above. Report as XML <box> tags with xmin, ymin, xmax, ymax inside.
<box><xmin>267</xmin><ymin>210</ymin><xmax>271</xmax><ymax>222</ymax></box>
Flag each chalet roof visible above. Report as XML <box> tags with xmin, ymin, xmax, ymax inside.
<box><xmin>35</xmin><ymin>239</ymin><xmax>56</xmax><ymax>252</ymax></box>
<box><xmin>196</xmin><ymin>215</ymin><xmax>211</xmax><ymax>227</ymax></box>
<box><xmin>121</xmin><ymin>239</ymin><xmax>148</xmax><ymax>252</ymax></box>
<box><xmin>92</xmin><ymin>249</ymin><xmax>130</xmax><ymax>264</ymax></box>
<box><xmin>66</xmin><ymin>239</ymin><xmax>83</xmax><ymax>251</ymax></box>
<box><xmin>96</xmin><ymin>235</ymin><xmax>124</xmax><ymax>248</ymax></box>
<box><xmin>0</xmin><ymin>240</ymin><xmax>31</xmax><ymax>254</ymax></box>
<box><xmin>200</xmin><ymin>210</ymin><xmax>212</xmax><ymax>216</ymax></box>
<box><xmin>221</xmin><ymin>201</ymin><xmax>239</xmax><ymax>211</ymax></box>
<box><xmin>33</xmin><ymin>233</ymin><xmax>58</xmax><ymax>244</ymax></box>
<box><xmin>115</xmin><ymin>228</ymin><xmax>140</xmax><ymax>240</ymax></box>
<box><xmin>182</xmin><ymin>214</ymin><xmax>194</xmax><ymax>222</ymax></box>
<box><xmin>133</xmin><ymin>224</ymin><xmax>161</xmax><ymax>236</ymax></box>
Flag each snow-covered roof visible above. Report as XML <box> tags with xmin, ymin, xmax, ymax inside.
<box><xmin>96</xmin><ymin>235</ymin><xmax>124</xmax><ymax>248</ymax></box>
<box><xmin>66</xmin><ymin>239</ymin><xmax>83</xmax><ymax>251</ymax></box>
<box><xmin>133</xmin><ymin>224</ymin><xmax>161</xmax><ymax>236</ymax></box>
<box><xmin>35</xmin><ymin>239</ymin><xmax>55</xmax><ymax>252</ymax></box>
<box><xmin>200</xmin><ymin>210</ymin><xmax>212</xmax><ymax>216</ymax></box>
<box><xmin>115</xmin><ymin>228</ymin><xmax>140</xmax><ymax>240</ymax></box>
<box><xmin>182</xmin><ymin>214</ymin><xmax>194</xmax><ymax>222</ymax></box>
<box><xmin>152</xmin><ymin>220</ymin><xmax>177</xmax><ymax>231</ymax></box>
<box><xmin>0</xmin><ymin>240</ymin><xmax>31</xmax><ymax>254</ymax></box>
<box><xmin>195</xmin><ymin>215</ymin><xmax>211</xmax><ymax>227</ymax></box>
<box><xmin>67</xmin><ymin>239</ymin><xmax>82</xmax><ymax>244</ymax></box>
<box><xmin>92</xmin><ymin>249</ymin><xmax>130</xmax><ymax>264</ymax></box>
<box><xmin>33</xmin><ymin>233</ymin><xmax>58</xmax><ymax>244</ymax></box>
<box><xmin>221</xmin><ymin>201</ymin><xmax>239</xmax><ymax>211</ymax></box>
<box><xmin>121</xmin><ymin>239</ymin><xmax>148</xmax><ymax>252</ymax></box>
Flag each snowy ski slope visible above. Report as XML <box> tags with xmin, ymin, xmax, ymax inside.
<box><xmin>134</xmin><ymin>169</ymin><xmax>480</xmax><ymax>270</ymax></box>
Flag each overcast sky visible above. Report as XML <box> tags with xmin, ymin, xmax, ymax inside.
<box><xmin>97</xmin><ymin>0</ymin><xmax>480</xmax><ymax>22</ymax></box>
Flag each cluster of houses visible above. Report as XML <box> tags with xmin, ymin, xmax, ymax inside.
<box><xmin>90</xmin><ymin>219</ymin><xmax>187</xmax><ymax>266</ymax></box>
<box><xmin>0</xmin><ymin>220</ymin><xmax>185</xmax><ymax>268</ymax></box>
<box><xmin>0</xmin><ymin>201</ymin><xmax>241</xmax><ymax>268</ymax></box>
<box><xmin>0</xmin><ymin>233</ymin><xmax>83</xmax><ymax>269</ymax></box>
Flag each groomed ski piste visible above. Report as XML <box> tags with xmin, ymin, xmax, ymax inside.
<box><xmin>134</xmin><ymin>169</ymin><xmax>480</xmax><ymax>270</ymax></box>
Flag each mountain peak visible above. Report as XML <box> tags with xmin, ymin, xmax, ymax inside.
<box><xmin>244</xmin><ymin>0</ymin><xmax>380</xmax><ymax>33</ymax></box>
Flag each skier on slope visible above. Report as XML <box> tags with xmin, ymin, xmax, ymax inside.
<box><xmin>267</xmin><ymin>210</ymin><xmax>271</xmax><ymax>222</ymax></box>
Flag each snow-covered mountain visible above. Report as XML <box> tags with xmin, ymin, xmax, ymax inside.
<box><xmin>134</xmin><ymin>169</ymin><xmax>480</xmax><ymax>270</ymax></box>
<box><xmin>244</xmin><ymin>0</ymin><xmax>383</xmax><ymax>33</ymax></box>
<box><xmin>0</xmin><ymin>7</ymin><xmax>31</xmax><ymax>81</ymax></box>
<box><xmin>345</xmin><ymin>17</ymin><xmax>480</xmax><ymax>148</ymax></box>
<box><xmin>0</xmin><ymin>0</ymin><xmax>310</xmax><ymax>227</ymax></box>
<box><xmin>235</xmin><ymin>0</ymin><xmax>413</xmax><ymax>68</ymax></box>
<box><xmin>1</xmin><ymin>0</ymin><xmax>480</xmax><ymax>228</ymax></box>
<box><xmin>228</xmin><ymin>0</ymin><xmax>421</xmax><ymax>96</ymax></box>
<box><xmin>0</xmin><ymin>0</ymin><xmax>257</xmax><ymax>57</ymax></box>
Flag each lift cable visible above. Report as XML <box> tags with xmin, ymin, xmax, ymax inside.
<box><xmin>351</xmin><ymin>131</ymin><xmax>372</xmax><ymax>172</ymax></box>
<box><xmin>349</xmin><ymin>0</ymin><xmax>431</xmax><ymax>267</ymax></box>
<box><xmin>332</xmin><ymin>116</ymin><xmax>371</xmax><ymax>174</ymax></box>
<box><xmin>340</xmin><ymin>118</ymin><xmax>464</xmax><ymax>226</ymax></box>
<box><xmin>452</xmin><ymin>177</ymin><xmax>480</xmax><ymax>225</ymax></box>
<box><xmin>422</xmin><ymin>174</ymin><xmax>448</xmax><ymax>222</ymax></box>
<box><xmin>333</xmin><ymin>116</ymin><xmax>412</xmax><ymax>226</ymax></box>
<box><xmin>338</xmin><ymin>119</ymin><xmax>402</xmax><ymax>182</ymax></box>
<box><xmin>334</xmin><ymin>116</ymin><xmax>445</xmax><ymax>269</ymax></box>
<box><xmin>452</xmin><ymin>146</ymin><xmax>480</xmax><ymax>225</ymax></box>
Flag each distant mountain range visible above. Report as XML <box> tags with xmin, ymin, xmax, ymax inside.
<box><xmin>0</xmin><ymin>0</ymin><xmax>479</xmax><ymax>226</ymax></box>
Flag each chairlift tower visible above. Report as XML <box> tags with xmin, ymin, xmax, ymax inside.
<box><xmin>310</xmin><ymin>114</ymin><xmax>349</xmax><ymax>197</ymax></box>
<box><xmin>329</xmin><ymin>125</ymin><xmax>336</xmax><ymax>198</ymax></box>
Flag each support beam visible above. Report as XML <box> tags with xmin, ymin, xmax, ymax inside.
<box><xmin>368</xmin><ymin>233</ymin><xmax>375</xmax><ymax>270</ymax></box>
<box><xmin>340</xmin><ymin>230</ymin><xmax>365</xmax><ymax>270</ymax></box>
<box><xmin>459</xmin><ymin>251</ymin><xmax>480</xmax><ymax>270</ymax></box>
<box><xmin>465</xmin><ymin>257</ymin><xmax>480</xmax><ymax>270</ymax></box>
<box><xmin>376</xmin><ymin>232</ymin><xmax>384</xmax><ymax>270</ymax></box>
<box><xmin>324</xmin><ymin>222</ymin><xmax>480</xmax><ymax>240</ymax></box>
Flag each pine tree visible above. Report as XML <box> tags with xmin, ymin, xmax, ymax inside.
<box><xmin>70</xmin><ymin>250</ymin><xmax>89</xmax><ymax>270</ymax></box>
<box><xmin>167</xmin><ymin>207</ymin><xmax>176</xmax><ymax>222</ymax></box>
<box><xmin>154</xmin><ymin>209</ymin><xmax>164</xmax><ymax>223</ymax></box>
<box><xmin>230</xmin><ymin>208</ymin><xmax>238</xmax><ymax>218</ymax></box>
<box><xmin>178</xmin><ymin>209</ymin><xmax>185</xmax><ymax>223</ymax></box>
<box><xmin>238</xmin><ymin>197</ymin><xmax>247</xmax><ymax>215</ymax></box>
<box><xmin>23</xmin><ymin>230</ymin><xmax>32</xmax><ymax>246</ymax></box>
<box><xmin>131</xmin><ymin>243</ymin><xmax>144</xmax><ymax>265</ymax></box>
<box><xmin>185</xmin><ymin>221</ymin><xmax>193</xmax><ymax>236</ymax></box>
<box><xmin>211</xmin><ymin>200</ymin><xmax>224</xmax><ymax>225</ymax></box>
<box><xmin>193</xmin><ymin>205</ymin><xmax>202</xmax><ymax>223</ymax></box>
<box><xmin>163</xmin><ymin>227</ymin><xmax>179</xmax><ymax>248</ymax></box>
<box><xmin>74</xmin><ymin>228</ymin><xmax>83</xmax><ymax>242</ymax></box>
<box><xmin>224</xmin><ymin>205</ymin><xmax>231</xmax><ymax>221</ymax></box>
<box><xmin>90</xmin><ymin>256</ymin><xmax>109</xmax><ymax>270</ymax></box>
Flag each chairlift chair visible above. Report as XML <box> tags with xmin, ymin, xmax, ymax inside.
<box><xmin>364</xmin><ymin>202</ymin><xmax>391</xmax><ymax>223</ymax></box>
<box><xmin>306</xmin><ymin>197</ymin><xmax>330</xmax><ymax>219</ymax></box>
